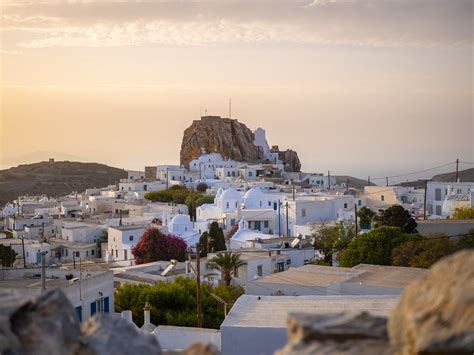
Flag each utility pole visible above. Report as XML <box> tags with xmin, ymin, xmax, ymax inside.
<box><xmin>40</xmin><ymin>252</ymin><xmax>47</xmax><ymax>294</ymax></box>
<box><xmin>21</xmin><ymin>236</ymin><xmax>26</xmax><ymax>268</ymax></box>
<box><xmin>278</xmin><ymin>202</ymin><xmax>281</xmax><ymax>237</ymax></box>
<box><xmin>327</xmin><ymin>170</ymin><xmax>331</xmax><ymax>190</ymax></box>
<box><xmin>166</xmin><ymin>167</ymin><xmax>169</xmax><ymax>189</ymax></box>
<box><xmin>386</xmin><ymin>176</ymin><xmax>389</xmax><ymax>187</ymax></box>
<box><xmin>285</xmin><ymin>202</ymin><xmax>289</xmax><ymax>237</ymax></box>
<box><xmin>291</xmin><ymin>179</ymin><xmax>295</xmax><ymax>201</ymax></box>
<box><xmin>194</xmin><ymin>244</ymin><xmax>202</xmax><ymax>328</ymax></box>
<box><xmin>368</xmin><ymin>176</ymin><xmax>370</xmax><ymax>186</ymax></box>
<box><xmin>455</xmin><ymin>158</ymin><xmax>459</xmax><ymax>182</ymax></box>
<box><xmin>423</xmin><ymin>179</ymin><xmax>428</xmax><ymax>220</ymax></box>
<box><xmin>73</xmin><ymin>251</ymin><xmax>76</xmax><ymax>269</ymax></box>
<box><xmin>354</xmin><ymin>204</ymin><xmax>358</xmax><ymax>236</ymax></box>
<box><xmin>119</xmin><ymin>209</ymin><xmax>123</xmax><ymax>227</ymax></box>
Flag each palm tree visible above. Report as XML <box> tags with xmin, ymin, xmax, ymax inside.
<box><xmin>207</xmin><ymin>252</ymin><xmax>247</xmax><ymax>287</ymax></box>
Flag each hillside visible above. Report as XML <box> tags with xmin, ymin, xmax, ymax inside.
<box><xmin>334</xmin><ymin>175</ymin><xmax>375</xmax><ymax>190</ymax></box>
<box><xmin>0</xmin><ymin>161</ymin><xmax>127</xmax><ymax>205</ymax></box>
<box><xmin>398</xmin><ymin>168</ymin><xmax>474</xmax><ymax>188</ymax></box>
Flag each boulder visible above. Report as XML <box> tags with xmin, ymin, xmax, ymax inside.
<box><xmin>80</xmin><ymin>314</ymin><xmax>161</xmax><ymax>355</ymax></box>
<box><xmin>180</xmin><ymin>116</ymin><xmax>301</xmax><ymax>171</ymax></box>
<box><xmin>276</xmin><ymin>312</ymin><xmax>391</xmax><ymax>355</ymax></box>
<box><xmin>388</xmin><ymin>250</ymin><xmax>474</xmax><ymax>355</ymax></box>
<box><xmin>10</xmin><ymin>290</ymin><xmax>81</xmax><ymax>355</ymax></box>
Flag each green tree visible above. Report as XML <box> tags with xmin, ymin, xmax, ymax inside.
<box><xmin>311</xmin><ymin>222</ymin><xmax>355</xmax><ymax>266</ymax></box>
<box><xmin>185</xmin><ymin>192</ymin><xmax>215</xmax><ymax>220</ymax></box>
<box><xmin>207</xmin><ymin>252</ymin><xmax>247</xmax><ymax>286</ymax></box>
<box><xmin>452</xmin><ymin>207</ymin><xmax>474</xmax><ymax>219</ymax></box>
<box><xmin>196</xmin><ymin>182</ymin><xmax>208</xmax><ymax>193</ymax></box>
<box><xmin>338</xmin><ymin>226</ymin><xmax>422</xmax><ymax>267</ymax></box>
<box><xmin>208</xmin><ymin>222</ymin><xmax>227</xmax><ymax>252</ymax></box>
<box><xmin>144</xmin><ymin>186</ymin><xmax>190</xmax><ymax>204</ymax></box>
<box><xmin>114</xmin><ymin>277</ymin><xmax>243</xmax><ymax>329</ymax></box>
<box><xmin>456</xmin><ymin>229</ymin><xmax>474</xmax><ymax>250</ymax></box>
<box><xmin>373</xmin><ymin>205</ymin><xmax>417</xmax><ymax>233</ymax></box>
<box><xmin>357</xmin><ymin>206</ymin><xmax>376</xmax><ymax>229</ymax></box>
<box><xmin>391</xmin><ymin>237</ymin><xmax>455</xmax><ymax>268</ymax></box>
<box><xmin>0</xmin><ymin>245</ymin><xmax>17</xmax><ymax>267</ymax></box>
<box><xmin>198</xmin><ymin>231</ymin><xmax>209</xmax><ymax>257</ymax></box>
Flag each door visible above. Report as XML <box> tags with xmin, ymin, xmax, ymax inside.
<box><xmin>90</xmin><ymin>301</ymin><xmax>97</xmax><ymax>316</ymax></box>
<box><xmin>75</xmin><ymin>306</ymin><xmax>82</xmax><ymax>322</ymax></box>
<box><xmin>254</xmin><ymin>221</ymin><xmax>261</xmax><ymax>231</ymax></box>
<box><xmin>104</xmin><ymin>297</ymin><xmax>110</xmax><ymax>313</ymax></box>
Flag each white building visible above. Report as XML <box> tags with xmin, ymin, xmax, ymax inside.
<box><xmin>0</xmin><ymin>268</ymin><xmax>114</xmax><ymax>322</ymax></box>
<box><xmin>220</xmin><ymin>294</ymin><xmax>398</xmax><ymax>355</ymax></box>
<box><xmin>106</xmin><ymin>225</ymin><xmax>147</xmax><ymax>264</ymax></box>
<box><xmin>427</xmin><ymin>181</ymin><xmax>474</xmax><ymax>217</ymax></box>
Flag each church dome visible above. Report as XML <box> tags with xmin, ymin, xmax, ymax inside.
<box><xmin>171</xmin><ymin>214</ymin><xmax>191</xmax><ymax>225</ymax></box>
<box><xmin>220</xmin><ymin>188</ymin><xmax>242</xmax><ymax>200</ymax></box>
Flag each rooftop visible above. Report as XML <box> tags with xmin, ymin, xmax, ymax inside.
<box><xmin>221</xmin><ymin>294</ymin><xmax>398</xmax><ymax>328</ymax></box>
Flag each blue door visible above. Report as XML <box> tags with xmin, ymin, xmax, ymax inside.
<box><xmin>90</xmin><ymin>301</ymin><xmax>96</xmax><ymax>316</ymax></box>
<box><xmin>254</xmin><ymin>221</ymin><xmax>261</xmax><ymax>231</ymax></box>
<box><xmin>75</xmin><ymin>306</ymin><xmax>82</xmax><ymax>322</ymax></box>
<box><xmin>36</xmin><ymin>252</ymin><xmax>41</xmax><ymax>264</ymax></box>
<box><xmin>104</xmin><ymin>297</ymin><xmax>110</xmax><ymax>313</ymax></box>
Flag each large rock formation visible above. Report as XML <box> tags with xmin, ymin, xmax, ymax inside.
<box><xmin>277</xmin><ymin>250</ymin><xmax>474</xmax><ymax>355</ymax></box>
<box><xmin>388</xmin><ymin>250</ymin><xmax>474</xmax><ymax>355</ymax></box>
<box><xmin>180</xmin><ymin>116</ymin><xmax>301</xmax><ymax>172</ymax></box>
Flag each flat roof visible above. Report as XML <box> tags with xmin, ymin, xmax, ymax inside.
<box><xmin>253</xmin><ymin>264</ymin><xmax>427</xmax><ymax>289</ymax></box>
<box><xmin>349</xmin><ymin>264</ymin><xmax>427</xmax><ymax>288</ymax></box>
<box><xmin>222</xmin><ymin>295</ymin><xmax>398</xmax><ymax>328</ymax></box>
<box><xmin>254</xmin><ymin>265</ymin><xmax>363</xmax><ymax>287</ymax></box>
<box><xmin>109</xmin><ymin>225</ymin><xmax>147</xmax><ymax>231</ymax></box>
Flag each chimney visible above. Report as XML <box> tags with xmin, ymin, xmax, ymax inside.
<box><xmin>121</xmin><ymin>310</ymin><xmax>133</xmax><ymax>323</ymax></box>
<box><xmin>140</xmin><ymin>302</ymin><xmax>156</xmax><ymax>333</ymax></box>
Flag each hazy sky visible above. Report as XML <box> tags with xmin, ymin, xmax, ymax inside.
<box><xmin>1</xmin><ymin>0</ymin><xmax>473</xmax><ymax>181</ymax></box>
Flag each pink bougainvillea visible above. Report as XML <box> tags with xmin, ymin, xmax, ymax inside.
<box><xmin>132</xmin><ymin>228</ymin><xmax>187</xmax><ymax>265</ymax></box>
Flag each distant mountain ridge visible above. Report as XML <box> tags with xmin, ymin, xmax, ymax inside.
<box><xmin>398</xmin><ymin>168</ymin><xmax>474</xmax><ymax>188</ymax></box>
<box><xmin>0</xmin><ymin>161</ymin><xmax>127</xmax><ymax>205</ymax></box>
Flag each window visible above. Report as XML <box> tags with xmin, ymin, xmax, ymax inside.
<box><xmin>230</xmin><ymin>219</ymin><xmax>236</xmax><ymax>226</ymax></box>
<box><xmin>129</xmin><ymin>235</ymin><xmax>134</xmax><ymax>241</ymax></box>
<box><xmin>435</xmin><ymin>188</ymin><xmax>442</xmax><ymax>201</ymax></box>
<box><xmin>358</xmin><ymin>200</ymin><xmax>362</xmax><ymax>206</ymax></box>
<box><xmin>344</xmin><ymin>203</ymin><xmax>348</xmax><ymax>209</ymax></box>
<box><xmin>91</xmin><ymin>249</ymin><xmax>95</xmax><ymax>256</ymax></box>
<box><xmin>268</xmin><ymin>201</ymin><xmax>271</xmax><ymax>206</ymax></box>
<box><xmin>75</xmin><ymin>251</ymin><xmax>80</xmax><ymax>258</ymax></box>
<box><xmin>124</xmin><ymin>249</ymin><xmax>128</xmax><ymax>260</ymax></box>
<box><xmin>248</xmin><ymin>172</ymin><xmax>253</xmax><ymax>177</ymax></box>
<box><xmin>277</xmin><ymin>261</ymin><xmax>285</xmax><ymax>272</ymax></box>
<box><xmin>435</xmin><ymin>205</ymin><xmax>442</xmax><ymax>216</ymax></box>
<box><xmin>259</xmin><ymin>201</ymin><xmax>262</xmax><ymax>207</ymax></box>
<box><xmin>381</xmin><ymin>195</ymin><xmax>385</xmax><ymax>202</ymax></box>
<box><xmin>457</xmin><ymin>189</ymin><xmax>462</xmax><ymax>194</ymax></box>
<box><xmin>286</xmin><ymin>259</ymin><xmax>291</xmax><ymax>265</ymax></box>
<box><xmin>257</xmin><ymin>265</ymin><xmax>263</xmax><ymax>277</ymax></box>
<box><xmin>226</xmin><ymin>202</ymin><xmax>229</xmax><ymax>208</ymax></box>
<box><xmin>264</xmin><ymin>220</ymin><xmax>269</xmax><ymax>228</ymax></box>
<box><xmin>115</xmin><ymin>249</ymin><xmax>118</xmax><ymax>258</ymax></box>
<box><xmin>86</xmin><ymin>251</ymin><xmax>89</xmax><ymax>257</ymax></box>
<box><xmin>302</xmin><ymin>208</ymin><xmax>306</xmax><ymax>218</ymax></box>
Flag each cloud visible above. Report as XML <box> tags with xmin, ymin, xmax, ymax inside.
<box><xmin>1</xmin><ymin>0</ymin><xmax>472</xmax><ymax>49</ymax></box>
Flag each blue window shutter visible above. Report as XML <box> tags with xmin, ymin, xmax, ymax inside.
<box><xmin>104</xmin><ymin>297</ymin><xmax>110</xmax><ymax>313</ymax></box>
<box><xmin>90</xmin><ymin>301</ymin><xmax>96</xmax><ymax>316</ymax></box>
<box><xmin>75</xmin><ymin>306</ymin><xmax>82</xmax><ymax>322</ymax></box>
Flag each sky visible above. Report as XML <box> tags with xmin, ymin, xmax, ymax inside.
<box><xmin>1</xmin><ymin>0</ymin><xmax>473</xmax><ymax>181</ymax></box>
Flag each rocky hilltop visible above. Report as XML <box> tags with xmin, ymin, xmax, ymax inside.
<box><xmin>0</xmin><ymin>161</ymin><xmax>127</xmax><ymax>205</ymax></box>
<box><xmin>180</xmin><ymin>116</ymin><xmax>301</xmax><ymax>171</ymax></box>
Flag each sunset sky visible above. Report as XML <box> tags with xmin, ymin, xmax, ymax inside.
<box><xmin>1</xmin><ymin>0</ymin><xmax>473</xmax><ymax>180</ymax></box>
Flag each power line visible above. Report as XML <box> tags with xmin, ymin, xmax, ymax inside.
<box><xmin>370</xmin><ymin>161</ymin><xmax>456</xmax><ymax>181</ymax></box>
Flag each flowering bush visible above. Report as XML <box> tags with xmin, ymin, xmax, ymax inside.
<box><xmin>132</xmin><ymin>228</ymin><xmax>187</xmax><ymax>264</ymax></box>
